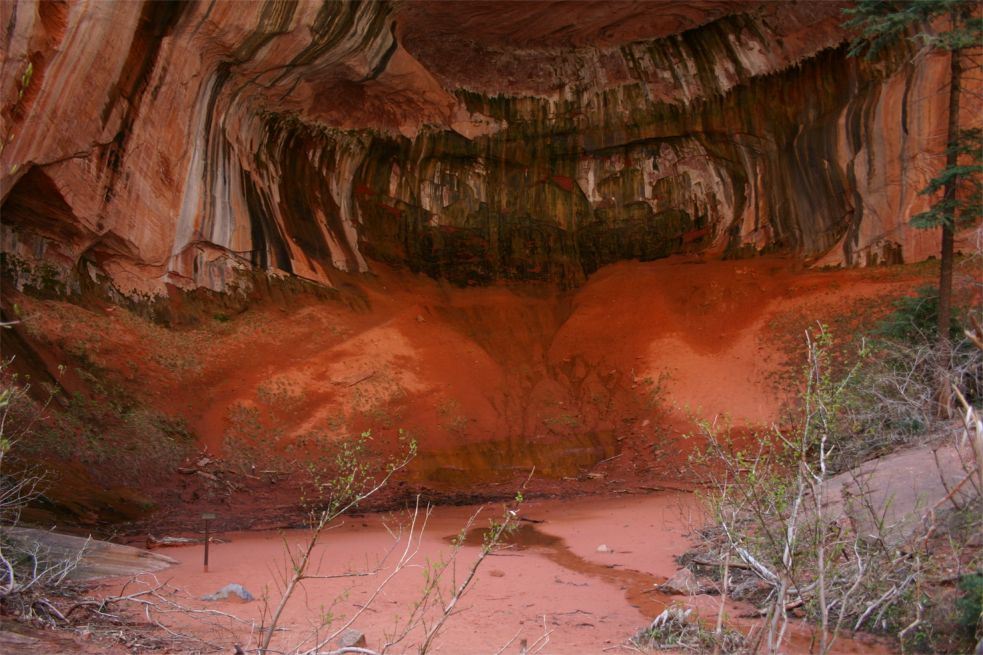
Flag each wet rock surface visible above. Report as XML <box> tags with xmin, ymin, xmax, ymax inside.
<box><xmin>1</xmin><ymin>1</ymin><xmax>972</xmax><ymax>301</ymax></box>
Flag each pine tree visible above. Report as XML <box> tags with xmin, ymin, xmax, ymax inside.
<box><xmin>845</xmin><ymin>0</ymin><xmax>982</xmax><ymax>413</ymax></box>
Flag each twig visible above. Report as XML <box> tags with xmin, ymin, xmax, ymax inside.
<box><xmin>594</xmin><ymin>453</ymin><xmax>623</xmax><ymax>467</ymax></box>
<box><xmin>526</xmin><ymin>614</ymin><xmax>553</xmax><ymax>655</ymax></box>
<box><xmin>491</xmin><ymin>626</ymin><xmax>524</xmax><ymax>655</ymax></box>
<box><xmin>417</xmin><ymin>506</ymin><xmax>516</xmax><ymax>652</ymax></box>
<box><xmin>712</xmin><ymin>554</ymin><xmax>729</xmax><ymax>655</ymax></box>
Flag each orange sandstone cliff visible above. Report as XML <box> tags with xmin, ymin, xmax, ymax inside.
<box><xmin>0</xmin><ymin>1</ymin><xmax>978</xmax><ymax>521</ymax></box>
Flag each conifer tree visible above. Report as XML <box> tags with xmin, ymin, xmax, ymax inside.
<box><xmin>845</xmin><ymin>0</ymin><xmax>982</xmax><ymax>412</ymax></box>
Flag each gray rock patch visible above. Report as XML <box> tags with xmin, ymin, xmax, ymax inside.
<box><xmin>201</xmin><ymin>583</ymin><xmax>254</xmax><ymax>602</ymax></box>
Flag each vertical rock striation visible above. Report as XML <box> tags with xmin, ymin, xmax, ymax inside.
<box><xmin>0</xmin><ymin>0</ymin><xmax>973</xmax><ymax>298</ymax></box>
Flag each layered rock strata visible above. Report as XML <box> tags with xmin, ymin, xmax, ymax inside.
<box><xmin>0</xmin><ymin>0</ymin><xmax>970</xmax><ymax>298</ymax></box>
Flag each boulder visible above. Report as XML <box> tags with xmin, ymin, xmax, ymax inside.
<box><xmin>2</xmin><ymin>528</ymin><xmax>176</xmax><ymax>582</ymax></box>
<box><xmin>658</xmin><ymin>568</ymin><xmax>702</xmax><ymax>596</ymax></box>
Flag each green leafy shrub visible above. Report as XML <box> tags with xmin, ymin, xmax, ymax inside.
<box><xmin>874</xmin><ymin>285</ymin><xmax>962</xmax><ymax>342</ymax></box>
<box><xmin>957</xmin><ymin>572</ymin><xmax>983</xmax><ymax>640</ymax></box>
<box><xmin>817</xmin><ymin>289</ymin><xmax>983</xmax><ymax>471</ymax></box>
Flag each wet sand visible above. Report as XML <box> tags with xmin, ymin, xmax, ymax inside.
<box><xmin>97</xmin><ymin>491</ymin><xmax>892</xmax><ymax>654</ymax></box>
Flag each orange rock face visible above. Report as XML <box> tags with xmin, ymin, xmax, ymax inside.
<box><xmin>1</xmin><ymin>0</ymin><xmax>977</xmax><ymax>299</ymax></box>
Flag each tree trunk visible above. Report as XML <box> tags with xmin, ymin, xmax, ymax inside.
<box><xmin>936</xmin><ymin>16</ymin><xmax>962</xmax><ymax>417</ymax></box>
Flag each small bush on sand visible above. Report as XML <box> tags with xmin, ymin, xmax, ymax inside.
<box><xmin>0</xmin><ymin>359</ymin><xmax>87</xmax><ymax>623</ymax></box>
<box><xmin>817</xmin><ymin>291</ymin><xmax>981</xmax><ymax>472</ymax></box>
<box><xmin>690</xmin><ymin>324</ymin><xmax>982</xmax><ymax>655</ymax></box>
<box><xmin>631</xmin><ymin>605</ymin><xmax>746</xmax><ymax>654</ymax></box>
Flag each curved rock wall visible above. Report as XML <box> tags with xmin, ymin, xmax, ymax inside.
<box><xmin>0</xmin><ymin>0</ymin><xmax>966</xmax><ymax>297</ymax></box>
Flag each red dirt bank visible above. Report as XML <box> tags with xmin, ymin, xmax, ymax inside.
<box><xmin>4</xmin><ymin>254</ymin><xmax>954</xmax><ymax>532</ymax></box>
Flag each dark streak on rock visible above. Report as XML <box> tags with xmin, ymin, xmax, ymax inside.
<box><xmin>232</xmin><ymin>0</ymin><xmax>298</xmax><ymax>64</ymax></box>
<box><xmin>242</xmin><ymin>167</ymin><xmax>291</xmax><ymax>273</ymax></box>
<box><xmin>4</xmin><ymin>1</ymin><xmax>16</xmax><ymax>45</ymax></box>
<box><xmin>99</xmin><ymin>0</ymin><xmax>188</xmax><ymax>203</ymax></box>
<box><xmin>361</xmin><ymin>21</ymin><xmax>399</xmax><ymax>82</ymax></box>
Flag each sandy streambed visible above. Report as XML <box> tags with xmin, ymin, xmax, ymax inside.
<box><xmin>97</xmin><ymin>491</ymin><xmax>891</xmax><ymax>654</ymax></box>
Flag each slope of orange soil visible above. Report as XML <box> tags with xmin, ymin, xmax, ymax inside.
<box><xmin>6</xmin><ymin>254</ymin><xmax>954</xmax><ymax>525</ymax></box>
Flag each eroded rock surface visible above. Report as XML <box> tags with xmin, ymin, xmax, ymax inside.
<box><xmin>3</xmin><ymin>527</ymin><xmax>176</xmax><ymax>581</ymax></box>
<box><xmin>1</xmin><ymin>1</ymin><xmax>975</xmax><ymax>299</ymax></box>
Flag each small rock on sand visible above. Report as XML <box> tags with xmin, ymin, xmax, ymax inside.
<box><xmin>201</xmin><ymin>583</ymin><xmax>254</xmax><ymax>602</ymax></box>
<box><xmin>596</xmin><ymin>544</ymin><xmax>612</xmax><ymax>553</ymax></box>
<box><xmin>335</xmin><ymin>629</ymin><xmax>366</xmax><ymax>649</ymax></box>
<box><xmin>658</xmin><ymin>568</ymin><xmax>702</xmax><ymax>595</ymax></box>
